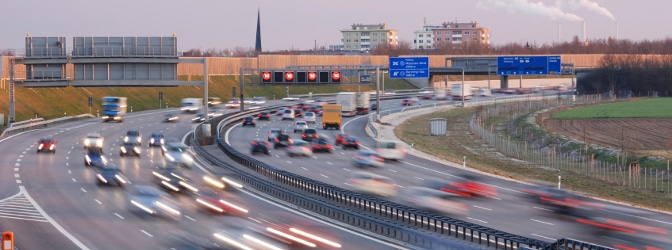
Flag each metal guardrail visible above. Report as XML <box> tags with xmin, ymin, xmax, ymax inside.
<box><xmin>0</xmin><ymin>114</ymin><xmax>95</xmax><ymax>139</ymax></box>
<box><xmin>193</xmin><ymin>105</ymin><xmax>553</xmax><ymax>249</ymax></box>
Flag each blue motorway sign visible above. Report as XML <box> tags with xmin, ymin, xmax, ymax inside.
<box><xmin>497</xmin><ymin>56</ymin><xmax>561</xmax><ymax>75</ymax></box>
<box><xmin>389</xmin><ymin>57</ymin><xmax>429</xmax><ymax>79</ymax></box>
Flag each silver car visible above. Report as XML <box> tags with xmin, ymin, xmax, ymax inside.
<box><xmin>402</xmin><ymin>186</ymin><xmax>469</xmax><ymax>216</ymax></box>
<box><xmin>348</xmin><ymin>171</ymin><xmax>398</xmax><ymax>197</ymax></box>
<box><xmin>127</xmin><ymin>185</ymin><xmax>181</xmax><ymax>220</ymax></box>
<box><xmin>352</xmin><ymin>150</ymin><xmax>385</xmax><ymax>168</ymax></box>
<box><xmin>161</xmin><ymin>142</ymin><xmax>194</xmax><ymax>168</ymax></box>
<box><xmin>293</xmin><ymin>121</ymin><xmax>308</xmax><ymax>133</ymax></box>
<box><xmin>303</xmin><ymin>112</ymin><xmax>317</xmax><ymax>124</ymax></box>
<box><xmin>286</xmin><ymin>141</ymin><xmax>313</xmax><ymax>157</ymax></box>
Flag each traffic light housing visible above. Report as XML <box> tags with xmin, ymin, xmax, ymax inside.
<box><xmin>307</xmin><ymin>71</ymin><xmax>317</xmax><ymax>83</ymax></box>
<box><xmin>284</xmin><ymin>71</ymin><xmax>295</xmax><ymax>83</ymax></box>
<box><xmin>331</xmin><ymin>71</ymin><xmax>341</xmax><ymax>83</ymax></box>
<box><xmin>274</xmin><ymin>71</ymin><xmax>284</xmax><ymax>83</ymax></box>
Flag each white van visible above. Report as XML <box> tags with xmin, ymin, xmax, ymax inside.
<box><xmin>375</xmin><ymin>140</ymin><xmax>407</xmax><ymax>161</ymax></box>
<box><xmin>281</xmin><ymin>109</ymin><xmax>295</xmax><ymax>121</ymax></box>
<box><xmin>478</xmin><ymin>88</ymin><xmax>492</xmax><ymax>96</ymax></box>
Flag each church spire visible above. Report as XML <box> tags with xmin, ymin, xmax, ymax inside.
<box><xmin>255</xmin><ymin>8</ymin><xmax>262</xmax><ymax>52</ymax></box>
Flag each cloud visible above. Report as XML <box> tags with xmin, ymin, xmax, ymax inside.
<box><xmin>477</xmin><ymin>0</ymin><xmax>583</xmax><ymax>21</ymax></box>
<box><xmin>555</xmin><ymin>0</ymin><xmax>616</xmax><ymax>20</ymax></box>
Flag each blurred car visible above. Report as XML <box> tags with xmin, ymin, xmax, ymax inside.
<box><xmin>348</xmin><ymin>171</ymin><xmax>397</xmax><ymax>197</ymax></box>
<box><xmin>241</xmin><ymin>116</ymin><xmax>256</xmax><ymax>127</ymax></box>
<box><xmin>152</xmin><ymin>166</ymin><xmax>199</xmax><ymax>194</ymax></box>
<box><xmin>84</xmin><ymin>148</ymin><xmax>108</xmax><ymax>167</ymax></box>
<box><xmin>273</xmin><ymin>134</ymin><xmax>293</xmax><ymax>149</ymax></box>
<box><xmin>163</xmin><ymin>113</ymin><xmax>179</xmax><ymax>122</ymax></box>
<box><xmin>400</xmin><ymin>98</ymin><xmax>416</xmax><ymax>106</ymax></box>
<box><xmin>161</xmin><ymin>142</ymin><xmax>194</xmax><ymax>168</ymax></box>
<box><xmin>301</xmin><ymin>128</ymin><xmax>319</xmax><ymax>142</ymax></box>
<box><xmin>253</xmin><ymin>96</ymin><xmax>267</xmax><ymax>104</ymax></box>
<box><xmin>243</xmin><ymin>98</ymin><xmax>255</xmax><ymax>104</ymax></box>
<box><xmin>419</xmin><ymin>176</ymin><xmax>498</xmax><ymax>198</ymax></box>
<box><xmin>83</xmin><ymin>133</ymin><xmax>104</xmax><ymax>149</ymax></box>
<box><xmin>281</xmin><ymin>109</ymin><xmax>295</xmax><ymax>120</ymax></box>
<box><xmin>224</xmin><ymin>98</ymin><xmax>241</xmax><ymax>108</ymax></box>
<box><xmin>293</xmin><ymin>120</ymin><xmax>308</xmax><ymax>133</ymax></box>
<box><xmin>334</xmin><ymin>133</ymin><xmax>349</xmax><ymax>146</ymax></box>
<box><xmin>194</xmin><ymin>189</ymin><xmax>249</xmax><ymax>216</ymax></box>
<box><xmin>119</xmin><ymin>142</ymin><xmax>142</xmax><ymax>157</ymax></box>
<box><xmin>202</xmin><ymin>175</ymin><xmax>244</xmax><ymax>190</ymax></box>
<box><xmin>250</xmin><ymin>139</ymin><xmax>270</xmax><ymax>155</ymax></box>
<box><xmin>352</xmin><ymin>150</ymin><xmax>384</xmax><ymax>168</ymax></box>
<box><xmin>282</xmin><ymin>95</ymin><xmax>300</xmax><ymax>101</ymax></box>
<box><xmin>402</xmin><ymin>186</ymin><xmax>468</xmax><ymax>216</ymax></box>
<box><xmin>304</xmin><ymin>112</ymin><xmax>317</xmax><ymax>124</ymax></box>
<box><xmin>310</xmin><ymin>137</ymin><xmax>334</xmax><ymax>153</ymax></box>
<box><xmin>341</xmin><ymin>136</ymin><xmax>360</xmax><ymax>150</ymax></box>
<box><xmin>192</xmin><ymin>113</ymin><xmax>206</xmax><ymax>123</ymax></box>
<box><xmin>148</xmin><ymin>132</ymin><xmax>165</xmax><ymax>147</ymax></box>
<box><xmin>370</xmin><ymin>103</ymin><xmax>378</xmax><ymax>111</ymax></box>
<box><xmin>96</xmin><ymin>166</ymin><xmax>128</xmax><ymax>187</ymax></box>
<box><xmin>521</xmin><ymin>184</ymin><xmax>598</xmax><ymax>215</ymax></box>
<box><xmin>37</xmin><ymin>137</ymin><xmax>57</xmax><ymax>154</ymax></box>
<box><xmin>267</xmin><ymin>128</ymin><xmax>282</xmax><ymax>142</ymax></box>
<box><xmin>127</xmin><ymin>185</ymin><xmax>181</xmax><ymax>220</ymax></box>
<box><xmin>256</xmin><ymin>111</ymin><xmax>271</xmax><ymax>120</ymax></box>
<box><xmin>245</xmin><ymin>211</ymin><xmax>342</xmax><ymax>249</ymax></box>
<box><xmin>208</xmin><ymin>107</ymin><xmax>224</xmax><ymax>117</ymax></box>
<box><xmin>286</xmin><ymin>141</ymin><xmax>313</xmax><ymax>157</ymax></box>
<box><xmin>124</xmin><ymin>130</ymin><xmax>142</xmax><ymax>145</ymax></box>
<box><xmin>294</xmin><ymin>109</ymin><xmax>304</xmax><ymax>117</ymax></box>
<box><xmin>420</xmin><ymin>93</ymin><xmax>434</xmax><ymax>99</ymax></box>
<box><xmin>213</xmin><ymin>218</ymin><xmax>290</xmax><ymax>250</ymax></box>
<box><xmin>375</xmin><ymin>140</ymin><xmax>407</xmax><ymax>161</ymax></box>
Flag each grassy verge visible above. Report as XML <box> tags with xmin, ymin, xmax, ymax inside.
<box><xmin>395</xmin><ymin>106</ymin><xmax>672</xmax><ymax>212</ymax></box>
<box><xmin>0</xmin><ymin>75</ymin><xmax>416</xmax><ymax>129</ymax></box>
<box><xmin>552</xmin><ymin>98</ymin><xmax>672</xmax><ymax>118</ymax></box>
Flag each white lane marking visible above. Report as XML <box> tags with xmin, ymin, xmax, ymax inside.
<box><xmin>81</xmin><ymin>188</ymin><xmax>87</xmax><ymax>193</ymax></box>
<box><xmin>326</xmin><ymin>162</ymin><xmax>333</xmax><ymax>165</ymax></box>
<box><xmin>531</xmin><ymin>234</ymin><xmax>556</xmax><ymax>241</ymax></box>
<box><xmin>467</xmin><ymin>217</ymin><xmax>488</xmax><ymax>224</ymax></box>
<box><xmin>286</xmin><ymin>161</ymin><xmax>292</xmax><ymax>164</ymax></box>
<box><xmin>275</xmin><ymin>155</ymin><xmax>280</xmax><ymax>158</ymax></box>
<box><xmin>414</xmin><ymin>177</ymin><xmax>424</xmax><ymax>180</ymax></box>
<box><xmin>68</xmin><ymin>170</ymin><xmax>72</xmax><ymax>174</ymax></box>
<box><xmin>473</xmin><ymin>205</ymin><xmax>492</xmax><ymax>211</ymax></box>
<box><xmin>14</xmin><ymin>174</ymin><xmax>20</xmax><ymax>178</ymax></box>
<box><xmin>14</xmin><ymin>163</ymin><xmax>19</xmax><ymax>167</ymax></box>
<box><xmin>312</xmin><ymin>156</ymin><xmax>318</xmax><ymax>159</ymax></box>
<box><xmin>342</xmin><ymin>168</ymin><xmax>351</xmax><ymax>172</ymax></box>
<box><xmin>388</xmin><ymin>169</ymin><xmax>397</xmax><ymax>173</ymax></box>
<box><xmin>16</xmin><ymin>159</ymin><xmax>21</xmax><ymax>162</ymax></box>
<box><xmin>20</xmin><ymin>186</ymin><xmax>90</xmax><ymax>249</ymax></box>
<box><xmin>320</xmin><ymin>174</ymin><xmax>329</xmax><ymax>178</ymax></box>
<box><xmin>16</xmin><ymin>180</ymin><xmax>22</xmax><ymax>184</ymax></box>
<box><xmin>19</xmin><ymin>155</ymin><xmax>24</xmax><ymax>158</ymax></box>
<box><xmin>114</xmin><ymin>213</ymin><xmax>125</xmax><ymax>219</ymax></box>
<box><xmin>301</xmin><ymin>167</ymin><xmax>308</xmax><ymax>170</ymax></box>
<box><xmin>531</xmin><ymin>219</ymin><xmax>554</xmax><ymax>225</ymax></box>
<box><xmin>185</xmin><ymin>215</ymin><xmax>196</xmax><ymax>221</ymax></box>
<box><xmin>94</xmin><ymin>199</ymin><xmax>102</xmax><ymax>205</ymax></box>
<box><xmin>533</xmin><ymin>206</ymin><xmax>552</xmax><ymax>212</ymax></box>
<box><xmin>14</xmin><ymin>168</ymin><xmax>18</xmax><ymax>172</ymax></box>
<box><xmin>22</xmin><ymin>151</ymin><xmax>27</xmax><ymax>154</ymax></box>
<box><xmin>140</xmin><ymin>230</ymin><xmax>153</xmax><ymax>237</ymax></box>
<box><xmin>72</xmin><ymin>178</ymin><xmax>77</xmax><ymax>183</ymax></box>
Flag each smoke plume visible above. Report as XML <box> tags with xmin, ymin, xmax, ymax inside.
<box><xmin>555</xmin><ymin>0</ymin><xmax>616</xmax><ymax>20</ymax></box>
<box><xmin>477</xmin><ymin>0</ymin><xmax>583</xmax><ymax>21</ymax></box>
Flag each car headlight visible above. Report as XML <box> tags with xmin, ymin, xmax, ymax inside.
<box><xmin>101</xmin><ymin>156</ymin><xmax>108</xmax><ymax>165</ymax></box>
<box><xmin>133</xmin><ymin>147</ymin><xmax>140</xmax><ymax>154</ymax></box>
<box><xmin>150</xmin><ymin>138</ymin><xmax>155</xmax><ymax>144</ymax></box>
<box><xmin>96</xmin><ymin>174</ymin><xmax>108</xmax><ymax>183</ymax></box>
<box><xmin>85</xmin><ymin>155</ymin><xmax>91</xmax><ymax>162</ymax></box>
<box><xmin>124</xmin><ymin>137</ymin><xmax>129</xmax><ymax>142</ymax></box>
<box><xmin>115</xmin><ymin>175</ymin><xmax>127</xmax><ymax>184</ymax></box>
<box><xmin>165</xmin><ymin>154</ymin><xmax>175</xmax><ymax>161</ymax></box>
<box><xmin>120</xmin><ymin>147</ymin><xmax>127</xmax><ymax>153</ymax></box>
<box><xmin>49</xmin><ymin>145</ymin><xmax>55</xmax><ymax>150</ymax></box>
<box><xmin>137</xmin><ymin>137</ymin><xmax>141</xmax><ymax>143</ymax></box>
<box><xmin>160</xmin><ymin>138</ymin><xmax>164</xmax><ymax>144</ymax></box>
<box><xmin>96</xmin><ymin>140</ymin><xmax>103</xmax><ymax>147</ymax></box>
<box><xmin>38</xmin><ymin>144</ymin><xmax>44</xmax><ymax>150</ymax></box>
<box><xmin>84</xmin><ymin>139</ymin><xmax>90</xmax><ymax>146</ymax></box>
<box><xmin>182</xmin><ymin>154</ymin><xmax>193</xmax><ymax>163</ymax></box>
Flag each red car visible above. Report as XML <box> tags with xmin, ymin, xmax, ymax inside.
<box><xmin>37</xmin><ymin>137</ymin><xmax>57</xmax><ymax>154</ymax></box>
<box><xmin>419</xmin><ymin>175</ymin><xmax>498</xmax><ymax>198</ymax></box>
<box><xmin>311</xmin><ymin>138</ymin><xmax>334</xmax><ymax>153</ymax></box>
<box><xmin>256</xmin><ymin>112</ymin><xmax>271</xmax><ymax>120</ymax></box>
<box><xmin>335</xmin><ymin>133</ymin><xmax>349</xmax><ymax>145</ymax></box>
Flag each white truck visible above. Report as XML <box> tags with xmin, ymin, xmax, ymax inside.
<box><xmin>355</xmin><ymin>92</ymin><xmax>370</xmax><ymax>115</ymax></box>
<box><xmin>336</xmin><ymin>92</ymin><xmax>357</xmax><ymax>117</ymax></box>
<box><xmin>181</xmin><ymin>98</ymin><xmax>203</xmax><ymax>113</ymax></box>
<box><xmin>451</xmin><ymin>83</ymin><xmax>472</xmax><ymax>100</ymax></box>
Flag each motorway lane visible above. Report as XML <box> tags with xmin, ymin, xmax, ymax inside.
<box><xmin>1</xmin><ymin>107</ymin><xmax>399</xmax><ymax>249</ymax></box>
<box><xmin>228</xmin><ymin>97</ymin><xmax>672</xmax><ymax>247</ymax></box>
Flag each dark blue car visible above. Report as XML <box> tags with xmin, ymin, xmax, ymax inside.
<box><xmin>149</xmin><ymin>132</ymin><xmax>165</xmax><ymax>147</ymax></box>
<box><xmin>85</xmin><ymin>148</ymin><xmax>108</xmax><ymax>167</ymax></box>
<box><xmin>96</xmin><ymin>166</ymin><xmax>128</xmax><ymax>187</ymax></box>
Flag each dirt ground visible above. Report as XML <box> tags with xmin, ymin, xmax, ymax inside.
<box><xmin>542</xmin><ymin>118</ymin><xmax>672</xmax><ymax>157</ymax></box>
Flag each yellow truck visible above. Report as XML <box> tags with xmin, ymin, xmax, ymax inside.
<box><xmin>321</xmin><ymin>104</ymin><xmax>342</xmax><ymax>130</ymax></box>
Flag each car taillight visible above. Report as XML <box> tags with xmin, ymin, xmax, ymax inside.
<box><xmin>302</xmin><ymin>134</ymin><xmax>306</xmax><ymax>138</ymax></box>
<box><xmin>312</xmin><ymin>144</ymin><xmax>320</xmax><ymax>149</ymax></box>
<box><xmin>372</xmin><ymin>156</ymin><xmax>384</xmax><ymax>162</ymax></box>
<box><xmin>274</xmin><ymin>138</ymin><xmax>279</xmax><ymax>142</ymax></box>
<box><xmin>354</xmin><ymin>155</ymin><xmax>365</xmax><ymax>161</ymax></box>
<box><xmin>312</xmin><ymin>134</ymin><xmax>318</xmax><ymax>138</ymax></box>
<box><xmin>252</xmin><ymin>141</ymin><xmax>259</xmax><ymax>146</ymax></box>
<box><xmin>355</xmin><ymin>141</ymin><xmax>360</xmax><ymax>145</ymax></box>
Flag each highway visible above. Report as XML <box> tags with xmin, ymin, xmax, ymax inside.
<box><xmin>0</xmin><ymin>105</ymin><xmax>397</xmax><ymax>249</ymax></box>
<box><xmin>226</xmin><ymin>94</ymin><xmax>672</xmax><ymax>248</ymax></box>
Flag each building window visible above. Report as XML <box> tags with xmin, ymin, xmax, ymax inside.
<box><xmin>419</xmin><ymin>34</ymin><xmax>424</xmax><ymax>38</ymax></box>
<box><xmin>373</xmin><ymin>39</ymin><xmax>377</xmax><ymax>42</ymax></box>
<box><xmin>355</xmin><ymin>45</ymin><xmax>359</xmax><ymax>48</ymax></box>
<box><xmin>453</xmin><ymin>31</ymin><xmax>462</xmax><ymax>35</ymax></box>
<box><xmin>464</xmin><ymin>31</ymin><xmax>469</xmax><ymax>35</ymax></box>
<box><xmin>437</xmin><ymin>31</ymin><xmax>442</xmax><ymax>35</ymax></box>
<box><xmin>445</xmin><ymin>31</ymin><xmax>450</xmax><ymax>35</ymax></box>
<box><xmin>355</xmin><ymin>33</ymin><xmax>359</xmax><ymax>36</ymax></box>
<box><xmin>346</xmin><ymin>33</ymin><xmax>351</xmax><ymax>37</ymax></box>
<box><xmin>436</xmin><ymin>38</ymin><xmax>441</xmax><ymax>41</ymax></box>
<box><xmin>373</xmin><ymin>33</ymin><xmax>377</xmax><ymax>36</ymax></box>
<box><xmin>346</xmin><ymin>45</ymin><xmax>350</xmax><ymax>48</ymax></box>
<box><xmin>427</xmin><ymin>40</ymin><xmax>432</xmax><ymax>43</ymax></box>
<box><xmin>473</xmin><ymin>38</ymin><xmax>478</xmax><ymax>41</ymax></box>
<box><xmin>355</xmin><ymin>39</ymin><xmax>359</xmax><ymax>42</ymax></box>
<box><xmin>427</xmin><ymin>34</ymin><xmax>432</xmax><ymax>37</ymax></box>
<box><xmin>419</xmin><ymin>40</ymin><xmax>423</xmax><ymax>43</ymax></box>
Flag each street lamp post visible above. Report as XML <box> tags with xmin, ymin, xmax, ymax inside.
<box><xmin>461</xmin><ymin>67</ymin><xmax>465</xmax><ymax>107</ymax></box>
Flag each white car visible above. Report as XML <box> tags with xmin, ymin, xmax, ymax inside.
<box><xmin>402</xmin><ymin>186</ymin><xmax>468</xmax><ymax>216</ymax></box>
<box><xmin>224</xmin><ymin>98</ymin><xmax>241</xmax><ymax>108</ymax></box>
<box><xmin>286</xmin><ymin>141</ymin><xmax>313</xmax><ymax>157</ymax></box>
<box><xmin>161</xmin><ymin>142</ymin><xmax>194</xmax><ymax>168</ymax></box>
<box><xmin>282</xmin><ymin>96</ymin><xmax>300</xmax><ymax>101</ymax></box>
<box><xmin>303</xmin><ymin>112</ymin><xmax>317</xmax><ymax>124</ymax></box>
<box><xmin>253</xmin><ymin>97</ymin><xmax>267</xmax><ymax>104</ymax></box>
<box><xmin>83</xmin><ymin>133</ymin><xmax>104</xmax><ymax>149</ymax></box>
<box><xmin>293</xmin><ymin>121</ymin><xmax>308</xmax><ymax>133</ymax></box>
<box><xmin>281</xmin><ymin>109</ymin><xmax>295</xmax><ymax>121</ymax></box>
<box><xmin>348</xmin><ymin>171</ymin><xmax>398</xmax><ymax>197</ymax></box>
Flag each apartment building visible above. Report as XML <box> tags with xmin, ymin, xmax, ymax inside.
<box><xmin>413</xmin><ymin>25</ymin><xmax>443</xmax><ymax>50</ymax></box>
<box><xmin>432</xmin><ymin>21</ymin><xmax>490</xmax><ymax>46</ymax></box>
<box><xmin>341</xmin><ymin>23</ymin><xmax>398</xmax><ymax>52</ymax></box>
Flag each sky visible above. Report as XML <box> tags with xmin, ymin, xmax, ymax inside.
<box><xmin>2</xmin><ymin>0</ymin><xmax>671</xmax><ymax>52</ymax></box>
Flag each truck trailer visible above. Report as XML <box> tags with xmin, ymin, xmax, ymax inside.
<box><xmin>356</xmin><ymin>92</ymin><xmax>370</xmax><ymax>115</ymax></box>
<box><xmin>336</xmin><ymin>92</ymin><xmax>357</xmax><ymax>117</ymax></box>
<box><xmin>181</xmin><ymin>98</ymin><xmax>203</xmax><ymax>113</ymax></box>
<box><xmin>321</xmin><ymin>104</ymin><xmax>343</xmax><ymax>130</ymax></box>
<box><xmin>451</xmin><ymin>83</ymin><xmax>472</xmax><ymax>100</ymax></box>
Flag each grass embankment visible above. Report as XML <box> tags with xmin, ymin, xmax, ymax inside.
<box><xmin>0</xmin><ymin>75</ymin><xmax>416</xmax><ymax>128</ymax></box>
<box><xmin>552</xmin><ymin>98</ymin><xmax>672</xmax><ymax>119</ymax></box>
<box><xmin>395</xmin><ymin>106</ymin><xmax>672</xmax><ymax>211</ymax></box>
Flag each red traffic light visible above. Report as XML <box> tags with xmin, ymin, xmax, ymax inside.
<box><xmin>308</xmin><ymin>71</ymin><xmax>317</xmax><ymax>82</ymax></box>
<box><xmin>331</xmin><ymin>71</ymin><xmax>341</xmax><ymax>82</ymax></box>
<box><xmin>285</xmin><ymin>72</ymin><xmax>294</xmax><ymax>82</ymax></box>
<box><xmin>262</xmin><ymin>71</ymin><xmax>272</xmax><ymax>82</ymax></box>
